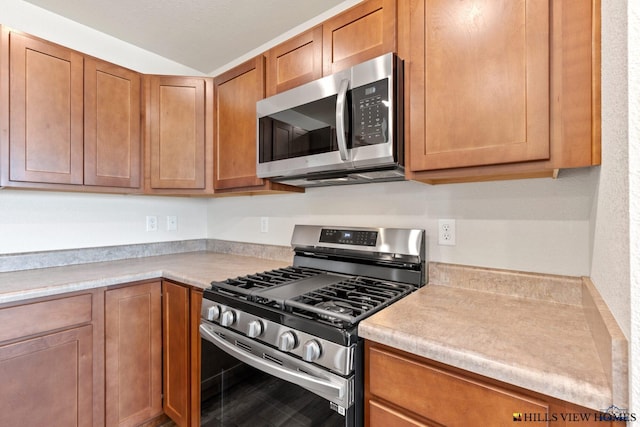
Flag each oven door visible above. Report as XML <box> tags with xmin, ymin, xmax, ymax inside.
<box><xmin>200</xmin><ymin>321</ymin><xmax>359</xmax><ymax>426</ymax></box>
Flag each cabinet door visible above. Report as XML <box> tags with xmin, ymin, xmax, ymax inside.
<box><xmin>85</xmin><ymin>58</ymin><xmax>141</xmax><ymax>188</ymax></box>
<box><xmin>8</xmin><ymin>31</ymin><xmax>84</xmax><ymax>184</ymax></box>
<box><xmin>322</xmin><ymin>0</ymin><xmax>397</xmax><ymax>75</ymax></box>
<box><xmin>0</xmin><ymin>325</ymin><xmax>93</xmax><ymax>427</ymax></box>
<box><xmin>148</xmin><ymin>76</ymin><xmax>208</xmax><ymax>189</ymax></box>
<box><xmin>405</xmin><ymin>0</ymin><xmax>550</xmax><ymax>172</ymax></box>
<box><xmin>163</xmin><ymin>281</ymin><xmax>191</xmax><ymax>427</ymax></box>
<box><xmin>213</xmin><ymin>56</ymin><xmax>265</xmax><ymax>190</ymax></box>
<box><xmin>265</xmin><ymin>26</ymin><xmax>323</xmax><ymax>96</ymax></box>
<box><xmin>105</xmin><ymin>282</ymin><xmax>162</xmax><ymax>427</ymax></box>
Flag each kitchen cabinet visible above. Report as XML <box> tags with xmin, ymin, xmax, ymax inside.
<box><xmin>0</xmin><ymin>291</ymin><xmax>103</xmax><ymax>426</ymax></box>
<box><xmin>144</xmin><ymin>75</ymin><xmax>214</xmax><ymax>195</ymax></box>
<box><xmin>84</xmin><ymin>57</ymin><xmax>141</xmax><ymax>188</ymax></box>
<box><xmin>162</xmin><ymin>280</ymin><xmax>203</xmax><ymax>427</ymax></box>
<box><xmin>3</xmin><ymin>28</ymin><xmax>84</xmax><ymax>186</ymax></box>
<box><xmin>399</xmin><ymin>0</ymin><xmax>601</xmax><ymax>183</ymax></box>
<box><xmin>365</xmin><ymin>341</ymin><xmax>624</xmax><ymax>427</ymax></box>
<box><xmin>213</xmin><ymin>56</ymin><xmax>302</xmax><ymax>194</ymax></box>
<box><xmin>322</xmin><ymin>0</ymin><xmax>397</xmax><ymax>75</ymax></box>
<box><xmin>265</xmin><ymin>26</ymin><xmax>323</xmax><ymax>96</ymax></box>
<box><xmin>265</xmin><ymin>0</ymin><xmax>396</xmax><ymax>93</ymax></box>
<box><xmin>105</xmin><ymin>281</ymin><xmax>162</xmax><ymax>427</ymax></box>
<box><xmin>0</xmin><ymin>27</ymin><xmax>142</xmax><ymax>191</ymax></box>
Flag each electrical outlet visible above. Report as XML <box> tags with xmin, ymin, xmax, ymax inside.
<box><xmin>438</xmin><ymin>219</ymin><xmax>456</xmax><ymax>246</ymax></box>
<box><xmin>146</xmin><ymin>215</ymin><xmax>158</xmax><ymax>232</ymax></box>
<box><xmin>260</xmin><ymin>217</ymin><xmax>269</xmax><ymax>233</ymax></box>
<box><xmin>167</xmin><ymin>215</ymin><xmax>178</xmax><ymax>231</ymax></box>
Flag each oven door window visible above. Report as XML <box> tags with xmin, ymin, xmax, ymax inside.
<box><xmin>201</xmin><ymin>339</ymin><xmax>349</xmax><ymax>426</ymax></box>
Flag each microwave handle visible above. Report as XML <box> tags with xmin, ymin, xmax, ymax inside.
<box><xmin>336</xmin><ymin>78</ymin><xmax>350</xmax><ymax>161</ymax></box>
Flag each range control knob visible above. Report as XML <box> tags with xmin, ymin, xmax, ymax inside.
<box><xmin>204</xmin><ymin>304</ymin><xmax>221</xmax><ymax>321</ymax></box>
<box><xmin>278</xmin><ymin>331</ymin><xmax>297</xmax><ymax>352</ymax></box>
<box><xmin>246</xmin><ymin>320</ymin><xmax>264</xmax><ymax>338</ymax></box>
<box><xmin>302</xmin><ymin>340</ymin><xmax>322</xmax><ymax>362</ymax></box>
<box><xmin>220</xmin><ymin>310</ymin><xmax>236</xmax><ymax>327</ymax></box>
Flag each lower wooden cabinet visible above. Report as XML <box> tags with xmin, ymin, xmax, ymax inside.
<box><xmin>0</xmin><ymin>280</ymin><xmax>203</xmax><ymax>427</ymax></box>
<box><xmin>162</xmin><ymin>280</ymin><xmax>203</xmax><ymax>427</ymax></box>
<box><xmin>365</xmin><ymin>341</ymin><xmax>624</xmax><ymax>427</ymax></box>
<box><xmin>0</xmin><ymin>291</ymin><xmax>100</xmax><ymax>427</ymax></box>
<box><xmin>105</xmin><ymin>281</ymin><xmax>162</xmax><ymax>427</ymax></box>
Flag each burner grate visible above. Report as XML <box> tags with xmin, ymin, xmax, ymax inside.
<box><xmin>210</xmin><ymin>266</ymin><xmax>322</xmax><ymax>297</ymax></box>
<box><xmin>287</xmin><ymin>277</ymin><xmax>414</xmax><ymax>325</ymax></box>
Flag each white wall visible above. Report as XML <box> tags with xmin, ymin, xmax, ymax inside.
<box><xmin>627</xmin><ymin>0</ymin><xmax>639</xmax><ymax>414</ymax></box>
<box><xmin>622</xmin><ymin>1</ymin><xmax>639</xmax><ymax>413</ymax></box>
<box><xmin>0</xmin><ymin>191</ymin><xmax>208</xmax><ymax>253</ymax></box>
<box><xmin>0</xmin><ymin>0</ymin><xmax>209</xmax><ymax>255</ymax></box>
<box><xmin>208</xmin><ymin>168</ymin><xmax>597</xmax><ymax>277</ymax></box>
<box><xmin>590</xmin><ymin>0</ymin><xmax>638</xmax><ymax>413</ymax></box>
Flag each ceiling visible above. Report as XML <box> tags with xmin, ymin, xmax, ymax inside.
<box><xmin>24</xmin><ymin>0</ymin><xmax>349</xmax><ymax>74</ymax></box>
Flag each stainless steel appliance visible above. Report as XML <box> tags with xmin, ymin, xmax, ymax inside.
<box><xmin>256</xmin><ymin>53</ymin><xmax>404</xmax><ymax>187</ymax></box>
<box><xmin>200</xmin><ymin>225</ymin><xmax>426</xmax><ymax>426</ymax></box>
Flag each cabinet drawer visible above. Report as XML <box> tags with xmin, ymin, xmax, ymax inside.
<box><xmin>369</xmin><ymin>400</ymin><xmax>432</xmax><ymax>427</ymax></box>
<box><xmin>0</xmin><ymin>293</ymin><xmax>93</xmax><ymax>343</ymax></box>
<box><xmin>368</xmin><ymin>346</ymin><xmax>548</xmax><ymax>426</ymax></box>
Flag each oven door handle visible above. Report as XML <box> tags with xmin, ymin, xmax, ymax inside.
<box><xmin>200</xmin><ymin>323</ymin><xmax>350</xmax><ymax>408</ymax></box>
<box><xmin>335</xmin><ymin>78</ymin><xmax>350</xmax><ymax>162</ymax></box>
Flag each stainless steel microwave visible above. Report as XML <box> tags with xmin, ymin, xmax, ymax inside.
<box><xmin>256</xmin><ymin>53</ymin><xmax>404</xmax><ymax>187</ymax></box>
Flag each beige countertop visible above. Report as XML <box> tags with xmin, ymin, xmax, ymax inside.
<box><xmin>1</xmin><ymin>251</ymin><xmax>626</xmax><ymax>414</ymax></box>
<box><xmin>0</xmin><ymin>251</ymin><xmax>290</xmax><ymax>304</ymax></box>
<box><xmin>359</xmin><ymin>263</ymin><xmax>628</xmax><ymax>412</ymax></box>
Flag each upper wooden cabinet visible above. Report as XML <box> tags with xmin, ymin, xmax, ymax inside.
<box><xmin>400</xmin><ymin>0</ymin><xmax>601</xmax><ymax>183</ymax></box>
<box><xmin>213</xmin><ymin>56</ymin><xmax>302</xmax><ymax>194</ymax></box>
<box><xmin>145</xmin><ymin>75</ymin><xmax>213</xmax><ymax>194</ymax></box>
<box><xmin>85</xmin><ymin>57</ymin><xmax>141</xmax><ymax>188</ymax></box>
<box><xmin>0</xmin><ymin>27</ymin><xmax>143</xmax><ymax>191</ymax></box>
<box><xmin>405</xmin><ymin>0</ymin><xmax>549</xmax><ymax>171</ymax></box>
<box><xmin>214</xmin><ymin>57</ymin><xmax>265</xmax><ymax>190</ymax></box>
<box><xmin>322</xmin><ymin>0</ymin><xmax>397</xmax><ymax>75</ymax></box>
<box><xmin>265</xmin><ymin>26</ymin><xmax>323</xmax><ymax>97</ymax></box>
<box><xmin>4</xmin><ymin>29</ymin><xmax>84</xmax><ymax>186</ymax></box>
<box><xmin>265</xmin><ymin>0</ymin><xmax>397</xmax><ymax>95</ymax></box>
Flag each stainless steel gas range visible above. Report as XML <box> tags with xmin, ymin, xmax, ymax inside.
<box><xmin>199</xmin><ymin>225</ymin><xmax>427</xmax><ymax>426</ymax></box>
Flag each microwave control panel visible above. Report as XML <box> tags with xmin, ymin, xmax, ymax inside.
<box><xmin>352</xmin><ymin>78</ymin><xmax>389</xmax><ymax>146</ymax></box>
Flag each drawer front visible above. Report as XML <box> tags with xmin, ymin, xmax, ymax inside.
<box><xmin>368</xmin><ymin>345</ymin><xmax>549</xmax><ymax>427</ymax></box>
<box><xmin>0</xmin><ymin>293</ymin><xmax>93</xmax><ymax>342</ymax></box>
<box><xmin>369</xmin><ymin>399</ymin><xmax>432</xmax><ymax>427</ymax></box>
